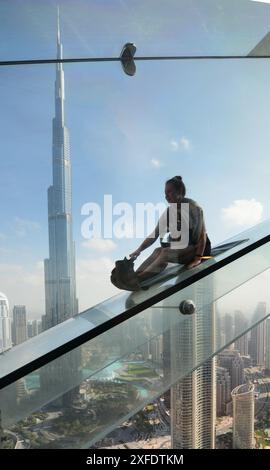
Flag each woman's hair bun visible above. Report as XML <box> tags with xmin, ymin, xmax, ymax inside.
<box><xmin>166</xmin><ymin>175</ymin><xmax>186</xmax><ymax>196</ymax></box>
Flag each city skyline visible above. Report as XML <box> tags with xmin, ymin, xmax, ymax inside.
<box><xmin>1</xmin><ymin>0</ymin><xmax>270</xmax><ymax>451</ymax></box>
<box><xmin>1</xmin><ymin>1</ymin><xmax>270</xmax><ymax>317</ymax></box>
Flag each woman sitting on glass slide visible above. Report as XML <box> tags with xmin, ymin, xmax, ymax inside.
<box><xmin>127</xmin><ymin>176</ymin><xmax>211</xmax><ymax>289</ymax></box>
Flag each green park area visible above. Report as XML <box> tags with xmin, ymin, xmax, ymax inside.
<box><xmin>255</xmin><ymin>429</ymin><xmax>270</xmax><ymax>448</ymax></box>
<box><xmin>123</xmin><ymin>364</ymin><xmax>158</xmax><ymax>379</ymax></box>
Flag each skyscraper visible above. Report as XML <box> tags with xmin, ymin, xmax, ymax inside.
<box><xmin>234</xmin><ymin>310</ymin><xmax>249</xmax><ymax>356</ymax></box>
<box><xmin>0</xmin><ymin>295</ymin><xmax>17</xmax><ymax>421</ymax></box>
<box><xmin>27</xmin><ymin>319</ymin><xmax>41</xmax><ymax>338</ymax></box>
<box><xmin>218</xmin><ymin>349</ymin><xmax>244</xmax><ymax>391</ymax></box>
<box><xmin>13</xmin><ymin>305</ymin><xmax>27</xmax><ymax>345</ymax></box>
<box><xmin>265</xmin><ymin>318</ymin><xmax>270</xmax><ymax>372</ymax></box>
<box><xmin>41</xmin><ymin>12</ymin><xmax>80</xmax><ymax>405</ymax></box>
<box><xmin>249</xmin><ymin>303</ymin><xmax>266</xmax><ymax>367</ymax></box>
<box><xmin>223</xmin><ymin>313</ymin><xmax>234</xmax><ymax>348</ymax></box>
<box><xmin>170</xmin><ymin>277</ymin><xmax>216</xmax><ymax>449</ymax></box>
<box><xmin>44</xmin><ymin>11</ymin><xmax>78</xmax><ymax>330</ymax></box>
<box><xmin>0</xmin><ymin>292</ymin><xmax>12</xmax><ymax>353</ymax></box>
<box><xmin>232</xmin><ymin>383</ymin><xmax>255</xmax><ymax>449</ymax></box>
<box><xmin>231</xmin><ymin>353</ymin><xmax>244</xmax><ymax>391</ymax></box>
<box><xmin>216</xmin><ymin>366</ymin><xmax>231</xmax><ymax>416</ymax></box>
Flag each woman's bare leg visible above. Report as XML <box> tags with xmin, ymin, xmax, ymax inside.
<box><xmin>137</xmin><ymin>246</ymin><xmax>197</xmax><ymax>282</ymax></box>
<box><xmin>137</xmin><ymin>257</ymin><xmax>168</xmax><ymax>281</ymax></box>
<box><xmin>135</xmin><ymin>248</ymin><xmax>163</xmax><ymax>274</ymax></box>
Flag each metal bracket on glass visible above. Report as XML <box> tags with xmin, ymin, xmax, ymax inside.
<box><xmin>120</xmin><ymin>43</ymin><xmax>136</xmax><ymax>76</ymax></box>
<box><xmin>179</xmin><ymin>300</ymin><xmax>196</xmax><ymax>315</ymax></box>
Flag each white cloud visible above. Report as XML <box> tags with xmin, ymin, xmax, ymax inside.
<box><xmin>150</xmin><ymin>158</ymin><xmax>162</xmax><ymax>168</ymax></box>
<box><xmin>170</xmin><ymin>140</ymin><xmax>179</xmax><ymax>151</ymax></box>
<box><xmin>250</xmin><ymin>1</ymin><xmax>270</xmax><ymax>3</ymax></box>
<box><xmin>180</xmin><ymin>137</ymin><xmax>191</xmax><ymax>151</ymax></box>
<box><xmin>170</xmin><ymin>137</ymin><xmax>191</xmax><ymax>152</ymax></box>
<box><xmin>13</xmin><ymin>217</ymin><xmax>40</xmax><ymax>237</ymax></box>
<box><xmin>221</xmin><ymin>199</ymin><xmax>263</xmax><ymax>227</ymax></box>
<box><xmin>82</xmin><ymin>238</ymin><xmax>117</xmax><ymax>252</ymax></box>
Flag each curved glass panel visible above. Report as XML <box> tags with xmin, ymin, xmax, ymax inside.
<box><xmin>1</xmin><ymin>56</ymin><xmax>270</xmax><ymax>383</ymax></box>
<box><xmin>1</xmin><ymin>50</ymin><xmax>270</xmax><ymax>335</ymax></box>
<box><xmin>0</xmin><ymin>250</ymin><xmax>270</xmax><ymax>448</ymax></box>
<box><xmin>1</xmin><ymin>2</ymin><xmax>270</xmax><ymax>449</ymax></box>
<box><xmin>1</xmin><ymin>0</ymin><xmax>270</xmax><ymax>62</ymax></box>
<box><xmin>0</xmin><ymin>225</ymin><xmax>269</xmax><ymax>383</ymax></box>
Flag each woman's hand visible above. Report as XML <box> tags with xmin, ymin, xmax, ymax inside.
<box><xmin>129</xmin><ymin>249</ymin><xmax>141</xmax><ymax>260</ymax></box>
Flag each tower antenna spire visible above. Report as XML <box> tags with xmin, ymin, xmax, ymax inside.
<box><xmin>56</xmin><ymin>6</ymin><xmax>62</xmax><ymax>60</ymax></box>
<box><xmin>57</xmin><ymin>6</ymin><xmax>60</xmax><ymax>43</ymax></box>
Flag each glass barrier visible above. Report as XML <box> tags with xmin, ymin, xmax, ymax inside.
<box><xmin>1</xmin><ymin>50</ymin><xmax>270</xmax><ymax>351</ymax></box>
<box><xmin>93</xmin><ymin>316</ymin><xmax>270</xmax><ymax>450</ymax></box>
<box><xmin>1</xmin><ymin>0</ymin><xmax>270</xmax><ymax>450</ymax></box>
<box><xmin>1</xmin><ymin>229</ymin><xmax>270</xmax><ymax>385</ymax></box>
<box><xmin>1</xmin><ymin>0</ymin><xmax>270</xmax><ymax>62</ymax></box>
<box><xmin>1</xmin><ymin>52</ymin><xmax>270</xmax><ymax>332</ymax></box>
<box><xmin>0</xmin><ymin>256</ymin><xmax>269</xmax><ymax>448</ymax></box>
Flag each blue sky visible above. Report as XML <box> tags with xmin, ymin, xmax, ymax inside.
<box><xmin>1</xmin><ymin>0</ymin><xmax>270</xmax><ymax>319</ymax></box>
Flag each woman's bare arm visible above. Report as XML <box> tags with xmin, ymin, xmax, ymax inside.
<box><xmin>129</xmin><ymin>222</ymin><xmax>160</xmax><ymax>258</ymax></box>
<box><xmin>195</xmin><ymin>229</ymin><xmax>207</xmax><ymax>257</ymax></box>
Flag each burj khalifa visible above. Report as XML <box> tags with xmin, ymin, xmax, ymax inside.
<box><xmin>44</xmin><ymin>12</ymin><xmax>78</xmax><ymax>330</ymax></box>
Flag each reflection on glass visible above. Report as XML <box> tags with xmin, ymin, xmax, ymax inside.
<box><xmin>1</xmin><ymin>0</ymin><xmax>270</xmax><ymax>451</ymax></box>
<box><xmin>1</xmin><ymin>0</ymin><xmax>270</xmax><ymax>61</ymax></box>
<box><xmin>0</xmin><ymin>264</ymin><xmax>269</xmax><ymax>448</ymax></box>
